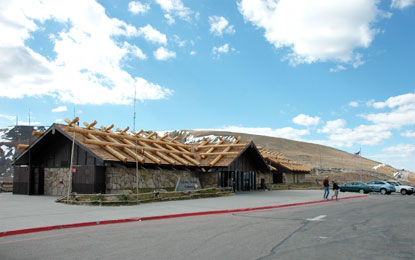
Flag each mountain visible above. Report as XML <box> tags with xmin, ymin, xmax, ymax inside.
<box><xmin>0</xmin><ymin>126</ymin><xmax>47</xmax><ymax>178</ymax></box>
<box><xmin>163</xmin><ymin>130</ymin><xmax>414</xmax><ymax>184</ymax></box>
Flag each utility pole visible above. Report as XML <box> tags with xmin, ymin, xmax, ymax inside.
<box><xmin>134</xmin><ymin>86</ymin><xmax>139</xmax><ymax>202</ymax></box>
<box><xmin>67</xmin><ymin>110</ymin><xmax>76</xmax><ymax>202</ymax></box>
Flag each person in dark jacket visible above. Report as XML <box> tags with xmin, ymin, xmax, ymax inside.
<box><xmin>331</xmin><ymin>181</ymin><xmax>339</xmax><ymax>201</ymax></box>
<box><xmin>323</xmin><ymin>176</ymin><xmax>329</xmax><ymax>199</ymax></box>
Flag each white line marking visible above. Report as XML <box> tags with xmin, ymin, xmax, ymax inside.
<box><xmin>306</xmin><ymin>215</ymin><xmax>327</xmax><ymax>221</ymax></box>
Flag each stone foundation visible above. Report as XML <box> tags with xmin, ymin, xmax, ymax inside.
<box><xmin>283</xmin><ymin>173</ymin><xmax>306</xmax><ymax>184</ymax></box>
<box><xmin>44</xmin><ymin>168</ymin><xmax>70</xmax><ymax>196</ymax></box>
<box><xmin>106</xmin><ymin>167</ymin><xmax>202</xmax><ymax>193</ymax></box>
<box><xmin>256</xmin><ymin>173</ymin><xmax>273</xmax><ymax>188</ymax></box>
<box><xmin>199</xmin><ymin>172</ymin><xmax>218</xmax><ymax>188</ymax></box>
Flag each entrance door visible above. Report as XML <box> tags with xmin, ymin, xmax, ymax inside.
<box><xmin>29</xmin><ymin>167</ymin><xmax>44</xmax><ymax>195</ymax></box>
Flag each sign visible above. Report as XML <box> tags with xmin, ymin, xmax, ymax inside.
<box><xmin>175</xmin><ymin>177</ymin><xmax>201</xmax><ymax>191</ymax></box>
<box><xmin>72</xmin><ymin>168</ymin><xmax>76</xmax><ymax>173</ymax></box>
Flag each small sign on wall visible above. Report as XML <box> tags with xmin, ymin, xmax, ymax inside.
<box><xmin>175</xmin><ymin>177</ymin><xmax>201</xmax><ymax>191</ymax></box>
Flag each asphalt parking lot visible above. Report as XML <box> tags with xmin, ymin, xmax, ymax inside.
<box><xmin>1</xmin><ymin>194</ymin><xmax>414</xmax><ymax>260</ymax></box>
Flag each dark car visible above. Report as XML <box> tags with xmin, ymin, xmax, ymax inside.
<box><xmin>339</xmin><ymin>181</ymin><xmax>373</xmax><ymax>194</ymax></box>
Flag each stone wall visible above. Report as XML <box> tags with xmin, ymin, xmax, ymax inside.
<box><xmin>284</xmin><ymin>173</ymin><xmax>306</xmax><ymax>184</ymax></box>
<box><xmin>199</xmin><ymin>172</ymin><xmax>218</xmax><ymax>188</ymax></box>
<box><xmin>44</xmin><ymin>168</ymin><xmax>69</xmax><ymax>196</ymax></box>
<box><xmin>106</xmin><ymin>167</ymin><xmax>202</xmax><ymax>193</ymax></box>
<box><xmin>256</xmin><ymin>173</ymin><xmax>273</xmax><ymax>188</ymax></box>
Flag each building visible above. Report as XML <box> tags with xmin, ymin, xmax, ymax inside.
<box><xmin>13</xmin><ymin>118</ymin><xmax>310</xmax><ymax>195</ymax></box>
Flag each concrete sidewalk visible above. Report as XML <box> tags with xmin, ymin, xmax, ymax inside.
<box><xmin>0</xmin><ymin>190</ymin><xmax>366</xmax><ymax>233</ymax></box>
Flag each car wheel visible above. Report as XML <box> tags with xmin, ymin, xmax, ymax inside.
<box><xmin>359</xmin><ymin>189</ymin><xmax>364</xmax><ymax>194</ymax></box>
<box><xmin>401</xmin><ymin>189</ymin><xmax>407</xmax><ymax>195</ymax></box>
<box><xmin>380</xmin><ymin>188</ymin><xmax>387</xmax><ymax>195</ymax></box>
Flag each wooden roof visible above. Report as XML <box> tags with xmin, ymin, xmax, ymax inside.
<box><xmin>259</xmin><ymin>149</ymin><xmax>311</xmax><ymax>173</ymax></box>
<box><xmin>18</xmin><ymin>118</ymin><xmax>308</xmax><ymax>172</ymax></box>
<box><xmin>58</xmin><ymin>118</ymin><xmax>200</xmax><ymax>167</ymax></box>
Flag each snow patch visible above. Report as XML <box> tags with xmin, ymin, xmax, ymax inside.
<box><xmin>185</xmin><ymin>134</ymin><xmax>235</xmax><ymax>144</ymax></box>
<box><xmin>373</xmin><ymin>163</ymin><xmax>385</xmax><ymax>170</ymax></box>
<box><xmin>0</xmin><ymin>127</ymin><xmax>14</xmax><ymax>142</ymax></box>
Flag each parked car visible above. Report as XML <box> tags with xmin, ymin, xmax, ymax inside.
<box><xmin>339</xmin><ymin>182</ymin><xmax>373</xmax><ymax>194</ymax></box>
<box><xmin>386</xmin><ymin>181</ymin><xmax>414</xmax><ymax>195</ymax></box>
<box><xmin>366</xmin><ymin>180</ymin><xmax>396</xmax><ymax>195</ymax></box>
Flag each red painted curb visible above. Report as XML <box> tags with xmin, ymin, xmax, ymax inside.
<box><xmin>0</xmin><ymin>195</ymin><xmax>368</xmax><ymax>237</ymax></box>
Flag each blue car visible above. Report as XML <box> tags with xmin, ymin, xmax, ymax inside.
<box><xmin>366</xmin><ymin>180</ymin><xmax>396</xmax><ymax>195</ymax></box>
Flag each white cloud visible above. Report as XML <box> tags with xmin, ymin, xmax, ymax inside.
<box><xmin>318</xmin><ymin>119</ymin><xmax>392</xmax><ymax>147</ymax></box>
<box><xmin>154</xmin><ymin>47</ymin><xmax>176</xmax><ymax>60</ymax></box>
<box><xmin>0</xmin><ymin>114</ymin><xmax>17</xmax><ymax>122</ymax></box>
<box><xmin>0</xmin><ymin>0</ymin><xmax>172</xmax><ymax>105</ymax></box>
<box><xmin>209</xmin><ymin>16</ymin><xmax>236</xmax><ymax>36</ymax></box>
<box><xmin>212</xmin><ymin>43</ymin><xmax>235</xmax><ymax>58</ymax></box>
<box><xmin>55</xmin><ymin>118</ymin><xmax>63</xmax><ymax>123</ymax></box>
<box><xmin>401</xmin><ymin>130</ymin><xmax>415</xmax><ymax>138</ymax></box>
<box><xmin>128</xmin><ymin>1</ymin><xmax>150</xmax><ymax>14</ymax></box>
<box><xmin>391</xmin><ymin>0</ymin><xmax>415</xmax><ymax>9</ymax></box>
<box><xmin>190</xmin><ymin>50</ymin><xmax>196</xmax><ymax>55</ymax></box>
<box><xmin>330</xmin><ymin>65</ymin><xmax>346</xmax><ymax>73</ymax></box>
<box><xmin>138</xmin><ymin>24</ymin><xmax>167</xmax><ymax>45</ymax></box>
<box><xmin>217</xmin><ymin>126</ymin><xmax>310</xmax><ymax>140</ymax></box>
<box><xmin>154</xmin><ymin>0</ymin><xmax>193</xmax><ymax>23</ymax></box>
<box><xmin>348</xmin><ymin>101</ymin><xmax>359</xmax><ymax>107</ymax></box>
<box><xmin>362</xmin><ymin>93</ymin><xmax>415</xmax><ymax>128</ymax></box>
<box><xmin>51</xmin><ymin>106</ymin><xmax>67</xmax><ymax>113</ymax></box>
<box><xmin>238</xmin><ymin>0</ymin><xmax>383</xmax><ymax>66</ymax></box>
<box><xmin>382</xmin><ymin>144</ymin><xmax>415</xmax><ymax>155</ymax></box>
<box><xmin>292</xmin><ymin>114</ymin><xmax>320</xmax><ymax>127</ymax></box>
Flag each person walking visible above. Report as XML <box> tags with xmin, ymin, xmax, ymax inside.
<box><xmin>331</xmin><ymin>181</ymin><xmax>339</xmax><ymax>201</ymax></box>
<box><xmin>323</xmin><ymin>176</ymin><xmax>329</xmax><ymax>199</ymax></box>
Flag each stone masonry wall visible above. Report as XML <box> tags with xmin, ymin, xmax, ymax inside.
<box><xmin>44</xmin><ymin>168</ymin><xmax>70</xmax><ymax>196</ymax></box>
<box><xmin>106</xmin><ymin>167</ymin><xmax>202</xmax><ymax>193</ymax></box>
<box><xmin>257</xmin><ymin>173</ymin><xmax>273</xmax><ymax>188</ymax></box>
<box><xmin>283</xmin><ymin>173</ymin><xmax>306</xmax><ymax>184</ymax></box>
<box><xmin>199</xmin><ymin>172</ymin><xmax>218</xmax><ymax>188</ymax></box>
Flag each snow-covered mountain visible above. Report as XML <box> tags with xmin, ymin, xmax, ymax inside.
<box><xmin>0</xmin><ymin>126</ymin><xmax>47</xmax><ymax>178</ymax></box>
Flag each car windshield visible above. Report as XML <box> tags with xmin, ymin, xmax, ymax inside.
<box><xmin>397</xmin><ymin>182</ymin><xmax>403</xmax><ymax>185</ymax></box>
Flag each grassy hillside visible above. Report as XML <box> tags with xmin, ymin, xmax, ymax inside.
<box><xmin>179</xmin><ymin>130</ymin><xmax>414</xmax><ymax>184</ymax></box>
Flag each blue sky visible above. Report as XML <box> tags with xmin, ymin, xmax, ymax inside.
<box><xmin>0</xmin><ymin>0</ymin><xmax>414</xmax><ymax>171</ymax></box>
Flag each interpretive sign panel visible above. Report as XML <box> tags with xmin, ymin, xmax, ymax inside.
<box><xmin>175</xmin><ymin>177</ymin><xmax>201</xmax><ymax>191</ymax></box>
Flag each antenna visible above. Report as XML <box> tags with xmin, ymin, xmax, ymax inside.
<box><xmin>28</xmin><ymin>109</ymin><xmax>31</xmax><ymax>126</ymax></box>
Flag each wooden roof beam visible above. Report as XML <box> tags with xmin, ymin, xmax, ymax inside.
<box><xmin>201</xmin><ymin>138</ymin><xmax>224</xmax><ymax>159</ymax></box>
<box><xmin>65</xmin><ymin>117</ymin><xmax>79</xmax><ymax>126</ymax></box>
<box><xmin>85</xmin><ymin>134</ymin><xmax>128</xmax><ymax>162</ymax></box>
<box><xmin>17</xmin><ymin>144</ymin><xmax>29</xmax><ymax>150</ymax></box>
<box><xmin>209</xmin><ymin>138</ymin><xmax>240</xmax><ymax>167</ymax></box>
<box><xmin>199</xmin><ymin>152</ymin><xmax>240</xmax><ymax>156</ymax></box>
<box><xmin>116</xmin><ymin>127</ymin><xmax>130</xmax><ymax>135</ymax></box>
<box><xmin>32</xmin><ymin>131</ymin><xmax>43</xmax><ymax>136</ymax></box>
<box><xmin>101</xmin><ymin>124</ymin><xmax>114</xmax><ymax>132</ymax></box>
<box><xmin>194</xmin><ymin>138</ymin><xmax>210</xmax><ymax>152</ymax></box>
<box><xmin>67</xmin><ymin>127</ymin><xmax>189</xmax><ymax>149</ymax></box>
<box><xmin>83</xmin><ymin>121</ymin><xmax>97</xmax><ymax>130</ymax></box>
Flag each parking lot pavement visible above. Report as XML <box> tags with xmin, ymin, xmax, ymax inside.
<box><xmin>0</xmin><ymin>190</ymin><xmax>369</xmax><ymax>232</ymax></box>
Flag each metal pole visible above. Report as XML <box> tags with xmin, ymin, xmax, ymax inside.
<box><xmin>134</xmin><ymin>86</ymin><xmax>139</xmax><ymax>202</ymax></box>
<box><xmin>67</xmin><ymin>111</ymin><xmax>76</xmax><ymax>202</ymax></box>
<box><xmin>360</xmin><ymin>148</ymin><xmax>362</xmax><ymax>182</ymax></box>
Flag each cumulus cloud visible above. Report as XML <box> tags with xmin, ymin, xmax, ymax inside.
<box><xmin>52</xmin><ymin>106</ymin><xmax>67</xmax><ymax>113</ymax></box>
<box><xmin>401</xmin><ymin>130</ymin><xmax>415</xmax><ymax>137</ymax></box>
<box><xmin>154</xmin><ymin>0</ymin><xmax>193</xmax><ymax>24</ymax></box>
<box><xmin>348</xmin><ymin>101</ymin><xmax>359</xmax><ymax>107</ymax></box>
<box><xmin>0</xmin><ymin>0</ymin><xmax>172</xmax><ymax>105</ymax></box>
<box><xmin>217</xmin><ymin>126</ymin><xmax>310</xmax><ymax>140</ymax></box>
<box><xmin>138</xmin><ymin>24</ymin><xmax>167</xmax><ymax>45</ymax></box>
<box><xmin>190</xmin><ymin>50</ymin><xmax>196</xmax><ymax>55</ymax></box>
<box><xmin>212</xmin><ymin>43</ymin><xmax>235</xmax><ymax>58</ymax></box>
<box><xmin>382</xmin><ymin>144</ymin><xmax>415</xmax><ymax>156</ymax></box>
<box><xmin>391</xmin><ymin>0</ymin><xmax>415</xmax><ymax>9</ymax></box>
<box><xmin>318</xmin><ymin>119</ymin><xmax>392</xmax><ymax>147</ymax></box>
<box><xmin>362</xmin><ymin>93</ymin><xmax>415</xmax><ymax>128</ymax></box>
<box><xmin>154</xmin><ymin>47</ymin><xmax>176</xmax><ymax>60</ymax></box>
<box><xmin>238</xmin><ymin>0</ymin><xmax>383</xmax><ymax>66</ymax></box>
<box><xmin>209</xmin><ymin>16</ymin><xmax>236</xmax><ymax>36</ymax></box>
<box><xmin>292</xmin><ymin>114</ymin><xmax>320</xmax><ymax>127</ymax></box>
<box><xmin>128</xmin><ymin>1</ymin><xmax>150</xmax><ymax>14</ymax></box>
<box><xmin>330</xmin><ymin>65</ymin><xmax>346</xmax><ymax>73</ymax></box>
